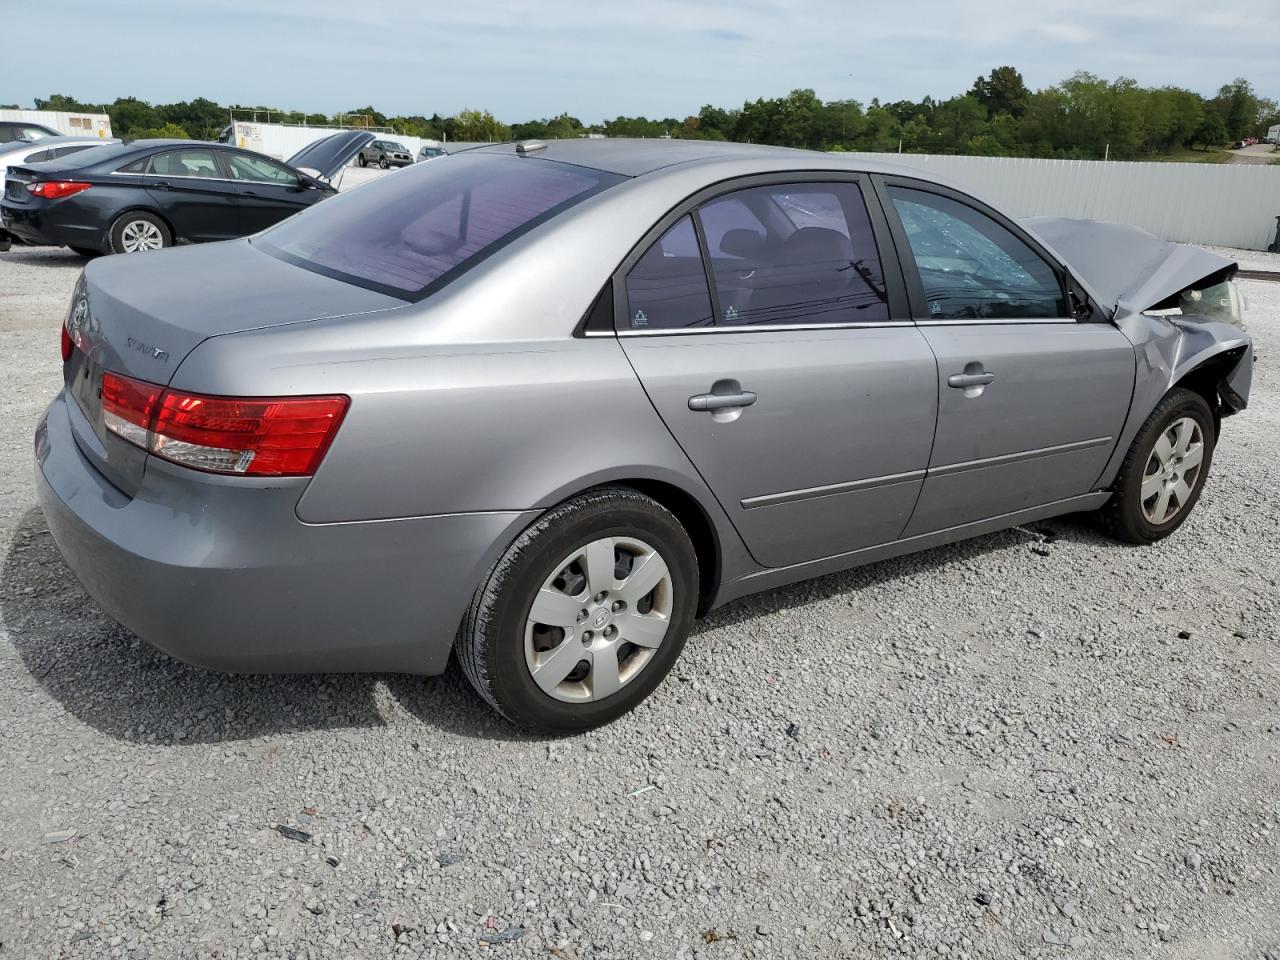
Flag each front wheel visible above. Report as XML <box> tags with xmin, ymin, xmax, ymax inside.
<box><xmin>457</xmin><ymin>487</ymin><xmax>698</xmax><ymax>733</ymax></box>
<box><xmin>378</xmin><ymin>156</ymin><xmax>389</xmax><ymax>169</ymax></box>
<box><xmin>1098</xmin><ymin>387</ymin><xmax>1215</xmax><ymax>544</ymax></box>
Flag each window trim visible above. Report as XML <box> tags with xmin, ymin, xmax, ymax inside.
<box><xmin>873</xmin><ymin>175</ymin><xmax>1088</xmax><ymax>326</ymax></box>
<box><xmin>608</xmin><ymin>171</ymin><xmax>911</xmax><ymax>337</ymax></box>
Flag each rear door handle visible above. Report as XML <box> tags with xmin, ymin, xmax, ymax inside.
<box><xmin>689</xmin><ymin>391</ymin><xmax>757</xmax><ymax>411</ymax></box>
<box><xmin>947</xmin><ymin>372</ymin><xmax>996</xmax><ymax>388</ymax></box>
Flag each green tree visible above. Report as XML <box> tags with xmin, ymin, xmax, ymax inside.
<box><xmin>970</xmin><ymin>66</ymin><xmax>1030</xmax><ymax>118</ymax></box>
<box><xmin>128</xmin><ymin>122</ymin><xmax>191</xmax><ymax>140</ymax></box>
<box><xmin>453</xmin><ymin>108</ymin><xmax>509</xmax><ymax>141</ymax></box>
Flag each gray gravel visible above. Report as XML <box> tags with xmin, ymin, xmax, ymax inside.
<box><xmin>1</xmin><ymin>244</ymin><xmax>1278</xmax><ymax>959</ymax></box>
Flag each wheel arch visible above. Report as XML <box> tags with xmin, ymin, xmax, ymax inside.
<box><xmin>523</xmin><ymin>470</ymin><xmax>731</xmax><ymax>617</ymax></box>
<box><xmin>1170</xmin><ymin>343</ymin><xmax>1252</xmax><ymax>430</ymax></box>
<box><xmin>109</xmin><ymin>206</ymin><xmax>177</xmax><ymax>247</ymax></box>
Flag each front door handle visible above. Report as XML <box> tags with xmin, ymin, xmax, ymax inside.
<box><xmin>150</xmin><ymin>180</ymin><xmax>170</xmax><ymax>190</ymax></box>
<box><xmin>689</xmin><ymin>391</ymin><xmax>757</xmax><ymax>411</ymax></box>
<box><xmin>947</xmin><ymin>372</ymin><xmax>996</xmax><ymax>388</ymax></box>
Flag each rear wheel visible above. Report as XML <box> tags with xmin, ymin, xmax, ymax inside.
<box><xmin>358</xmin><ymin>154</ymin><xmax>367</xmax><ymax>167</ymax></box>
<box><xmin>457</xmin><ymin>487</ymin><xmax>698</xmax><ymax>733</ymax></box>
<box><xmin>109</xmin><ymin>212</ymin><xmax>171</xmax><ymax>254</ymax></box>
<box><xmin>1098</xmin><ymin>387</ymin><xmax>1215</xmax><ymax>544</ymax></box>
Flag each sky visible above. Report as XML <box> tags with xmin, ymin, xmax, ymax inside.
<box><xmin>9</xmin><ymin>0</ymin><xmax>1279</xmax><ymax>121</ymax></box>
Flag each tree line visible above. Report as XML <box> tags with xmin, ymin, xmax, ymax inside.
<box><xmin>19</xmin><ymin>67</ymin><xmax>1279</xmax><ymax>161</ymax></box>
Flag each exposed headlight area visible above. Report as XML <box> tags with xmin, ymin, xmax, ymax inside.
<box><xmin>100</xmin><ymin>370</ymin><xmax>349</xmax><ymax>476</ymax></box>
<box><xmin>1180</xmin><ymin>278</ymin><xmax>1247</xmax><ymax>330</ymax></box>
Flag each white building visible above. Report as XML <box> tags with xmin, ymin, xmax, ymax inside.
<box><xmin>1</xmin><ymin>109</ymin><xmax>112</xmax><ymax>139</ymax></box>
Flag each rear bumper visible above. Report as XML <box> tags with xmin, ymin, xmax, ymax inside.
<box><xmin>2</xmin><ymin>200</ymin><xmax>108</xmax><ymax>251</ymax></box>
<box><xmin>35</xmin><ymin>391</ymin><xmax>535</xmax><ymax>675</ymax></box>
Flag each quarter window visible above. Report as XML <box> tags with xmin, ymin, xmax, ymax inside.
<box><xmin>700</xmin><ymin>182</ymin><xmax>889</xmax><ymax>325</ymax></box>
<box><xmin>889</xmin><ymin>187</ymin><xmax>1067</xmax><ymax>320</ymax></box>
<box><xmin>624</xmin><ymin>215</ymin><xmax>714</xmax><ymax>330</ymax></box>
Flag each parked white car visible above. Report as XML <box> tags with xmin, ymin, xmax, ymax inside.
<box><xmin>0</xmin><ymin>136</ymin><xmax>120</xmax><ymax>177</ymax></box>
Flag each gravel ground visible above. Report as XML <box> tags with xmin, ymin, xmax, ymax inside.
<box><xmin>0</xmin><ymin>244</ymin><xmax>1277</xmax><ymax>960</ymax></box>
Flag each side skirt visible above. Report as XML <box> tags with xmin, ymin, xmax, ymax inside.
<box><xmin>713</xmin><ymin>492</ymin><xmax>1112</xmax><ymax>606</ymax></box>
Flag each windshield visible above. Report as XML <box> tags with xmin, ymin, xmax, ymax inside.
<box><xmin>386</xmin><ymin>142</ymin><xmax>408</xmax><ymax>152</ymax></box>
<box><xmin>255</xmin><ymin>153</ymin><xmax>623</xmax><ymax>299</ymax></box>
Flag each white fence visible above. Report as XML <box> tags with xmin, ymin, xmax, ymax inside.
<box><xmin>844</xmin><ymin>152</ymin><xmax>1280</xmax><ymax>251</ymax></box>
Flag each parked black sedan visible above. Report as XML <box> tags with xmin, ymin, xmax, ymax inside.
<box><xmin>1</xmin><ymin>131</ymin><xmax>372</xmax><ymax>255</ymax></box>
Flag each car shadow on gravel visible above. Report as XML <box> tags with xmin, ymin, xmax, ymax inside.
<box><xmin>3</xmin><ymin>507</ymin><xmax>1109</xmax><ymax>746</ymax></box>
<box><xmin>1</xmin><ymin>508</ymin><xmax>526</xmax><ymax>746</ymax></box>
<box><xmin>0</xmin><ymin>249</ymin><xmax>90</xmax><ymax>267</ymax></box>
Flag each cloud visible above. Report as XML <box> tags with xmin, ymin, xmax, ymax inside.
<box><xmin>5</xmin><ymin>0</ymin><xmax>1277</xmax><ymax>122</ymax></box>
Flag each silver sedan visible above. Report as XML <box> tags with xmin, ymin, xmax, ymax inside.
<box><xmin>35</xmin><ymin>139</ymin><xmax>1253</xmax><ymax>732</ymax></box>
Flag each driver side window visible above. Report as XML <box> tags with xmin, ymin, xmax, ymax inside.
<box><xmin>225</xmin><ymin>152</ymin><xmax>299</xmax><ymax>186</ymax></box>
<box><xmin>889</xmin><ymin>187</ymin><xmax>1067</xmax><ymax>320</ymax></box>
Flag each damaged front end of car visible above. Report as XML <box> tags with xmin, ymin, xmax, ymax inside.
<box><xmin>1022</xmin><ymin>216</ymin><xmax>1255</xmax><ymax>421</ymax></box>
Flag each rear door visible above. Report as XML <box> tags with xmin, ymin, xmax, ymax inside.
<box><xmin>879</xmin><ymin>179</ymin><xmax>1135</xmax><ymax>535</ymax></box>
<box><xmin>143</xmin><ymin>148</ymin><xmax>241</xmax><ymax>241</ymax></box>
<box><xmin>617</xmin><ymin>175</ymin><xmax>939</xmax><ymax>569</ymax></box>
<box><xmin>222</xmin><ymin>149</ymin><xmax>317</xmax><ymax>234</ymax></box>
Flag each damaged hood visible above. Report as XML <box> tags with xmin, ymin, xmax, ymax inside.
<box><xmin>1021</xmin><ymin>217</ymin><xmax>1236</xmax><ymax>315</ymax></box>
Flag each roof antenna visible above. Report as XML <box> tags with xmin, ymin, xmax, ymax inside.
<box><xmin>515</xmin><ymin>140</ymin><xmax>547</xmax><ymax>156</ymax></box>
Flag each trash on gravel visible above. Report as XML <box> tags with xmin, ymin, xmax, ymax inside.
<box><xmin>325</xmin><ymin>855</ymin><xmax>340</xmax><ymax>867</ymax></box>
<box><xmin>785</xmin><ymin>722</ymin><xmax>800</xmax><ymax>739</ymax></box>
<box><xmin>436</xmin><ymin>852</ymin><xmax>464</xmax><ymax>866</ymax></box>
<box><xmin>479</xmin><ymin>925</ymin><xmax>524</xmax><ymax>945</ymax></box>
<box><xmin>627</xmin><ymin>784</ymin><xmax>656</xmax><ymax>798</ymax></box>
<box><xmin>43</xmin><ymin>830</ymin><xmax>77</xmax><ymax>843</ymax></box>
<box><xmin>273</xmin><ymin>825</ymin><xmax>312</xmax><ymax>843</ymax></box>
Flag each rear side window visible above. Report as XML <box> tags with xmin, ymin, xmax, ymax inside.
<box><xmin>701</xmin><ymin>182</ymin><xmax>890</xmax><ymax>325</ymax></box>
<box><xmin>624</xmin><ymin>216</ymin><xmax>714</xmax><ymax>330</ymax></box>
<box><xmin>149</xmin><ymin>149</ymin><xmax>221</xmax><ymax>179</ymax></box>
<box><xmin>257</xmin><ymin>154</ymin><xmax>623</xmax><ymax>298</ymax></box>
<box><xmin>889</xmin><ymin>187</ymin><xmax>1067</xmax><ymax>320</ymax></box>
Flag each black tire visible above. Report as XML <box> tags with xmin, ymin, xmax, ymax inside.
<box><xmin>457</xmin><ymin>486</ymin><xmax>698</xmax><ymax>733</ymax></box>
<box><xmin>358</xmin><ymin>154</ymin><xmax>367</xmax><ymax>167</ymax></box>
<box><xmin>69</xmin><ymin>247</ymin><xmax>101</xmax><ymax>258</ymax></box>
<box><xmin>378</xmin><ymin>156</ymin><xmax>389</xmax><ymax>169</ymax></box>
<box><xmin>1098</xmin><ymin>387</ymin><xmax>1216</xmax><ymax>544</ymax></box>
<box><xmin>108</xmin><ymin>212</ymin><xmax>171</xmax><ymax>255</ymax></box>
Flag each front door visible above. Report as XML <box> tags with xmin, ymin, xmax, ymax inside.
<box><xmin>617</xmin><ymin>179</ymin><xmax>939</xmax><ymax>569</ymax></box>
<box><xmin>881</xmin><ymin>182</ymin><xmax>1136</xmax><ymax>536</ymax></box>
<box><xmin>222</xmin><ymin>150</ymin><xmax>316</xmax><ymax>234</ymax></box>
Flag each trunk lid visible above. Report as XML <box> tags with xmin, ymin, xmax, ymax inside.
<box><xmin>64</xmin><ymin>238</ymin><xmax>403</xmax><ymax>495</ymax></box>
<box><xmin>1020</xmin><ymin>217</ymin><xmax>1236</xmax><ymax>315</ymax></box>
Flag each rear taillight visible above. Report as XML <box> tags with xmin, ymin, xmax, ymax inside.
<box><xmin>28</xmin><ymin>181</ymin><xmax>92</xmax><ymax>200</ymax></box>
<box><xmin>100</xmin><ymin>371</ymin><xmax>348</xmax><ymax>477</ymax></box>
<box><xmin>60</xmin><ymin>326</ymin><xmax>73</xmax><ymax>362</ymax></box>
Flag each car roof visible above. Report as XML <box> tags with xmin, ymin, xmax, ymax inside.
<box><xmin>463</xmin><ymin>138</ymin><xmax>946</xmax><ymax>181</ymax></box>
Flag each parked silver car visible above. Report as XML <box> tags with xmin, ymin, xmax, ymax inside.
<box><xmin>35</xmin><ymin>140</ymin><xmax>1253</xmax><ymax>732</ymax></box>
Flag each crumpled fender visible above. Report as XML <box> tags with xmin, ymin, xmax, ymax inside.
<box><xmin>1094</xmin><ymin>310</ymin><xmax>1253</xmax><ymax>488</ymax></box>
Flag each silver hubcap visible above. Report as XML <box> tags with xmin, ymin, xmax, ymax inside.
<box><xmin>524</xmin><ymin>536</ymin><xmax>673</xmax><ymax>703</ymax></box>
<box><xmin>1141</xmin><ymin>416</ymin><xmax>1204</xmax><ymax>525</ymax></box>
<box><xmin>119</xmin><ymin>220</ymin><xmax>164</xmax><ymax>252</ymax></box>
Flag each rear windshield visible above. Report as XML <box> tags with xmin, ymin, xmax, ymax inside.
<box><xmin>255</xmin><ymin>154</ymin><xmax>624</xmax><ymax>299</ymax></box>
